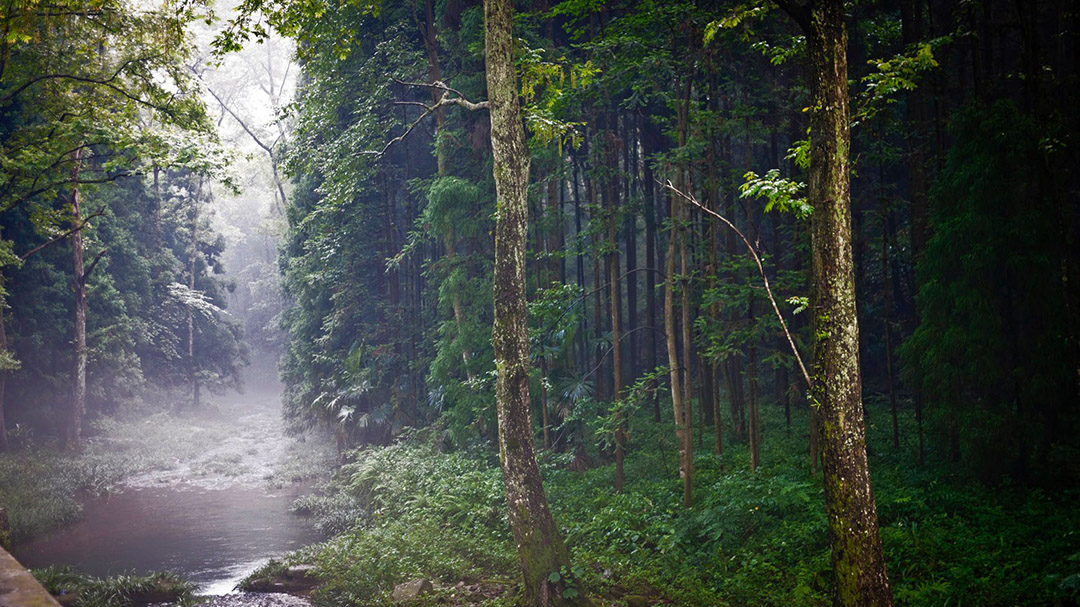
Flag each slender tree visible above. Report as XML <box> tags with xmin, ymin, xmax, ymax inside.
<box><xmin>68</xmin><ymin>149</ymin><xmax>87</xmax><ymax>451</ymax></box>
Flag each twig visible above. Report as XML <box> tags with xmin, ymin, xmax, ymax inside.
<box><xmin>662</xmin><ymin>179</ymin><xmax>812</xmax><ymax>389</ymax></box>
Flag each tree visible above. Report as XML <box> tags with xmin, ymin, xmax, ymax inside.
<box><xmin>485</xmin><ymin>0</ymin><xmax>582</xmax><ymax>605</ymax></box>
<box><xmin>0</xmin><ymin>0</ymin><xmax>215</xmax><ymax>449</ymax></box>
<box><xmin>775</xmin><ymin>0</ymin><xmax>894</xmax><ymax>604</ymax></box>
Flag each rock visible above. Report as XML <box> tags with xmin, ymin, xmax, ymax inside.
<box><xmin>242</xmin><ymin>564</ymin><xmax>320</xmax><ymax>594</ymax></box>
<box><xmin>284</xmin><ymin>565</ymin><xmax>317</xmax><ymax>580</ymax></box>
<box><xmin>391</xmin><ymin>579</ymin><xmax>433</xmax><ymax>601</ymax></box>
<box><xmin>625</xmin><ymin>595</ymin><xmax>649</xmax><ymax>607</ymax></box>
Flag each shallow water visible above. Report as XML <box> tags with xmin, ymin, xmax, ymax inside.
<box><xmin>12</xmin><ymin>483</ymin><xmax>321</xmax><ymax>594</ymax></box>
<box><xmin>10</xmin><ymin>389</ymin><xmax>330</xmax><ymax>600</ymax></box>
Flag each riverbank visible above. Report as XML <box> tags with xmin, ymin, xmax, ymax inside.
<box><xmin>0</xmin><ymin>392</ymin><xmax>334</xmax><ymax>544</ymax></box>
<box><xmin>1</xmin><ymin>388</ymin><xmax>339</xmax><ymax>607</ymax></box>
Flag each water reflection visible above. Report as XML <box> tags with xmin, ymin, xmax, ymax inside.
<box><xmin>12</xmin><ymin>484</ymin><xmax>320</xmax><ymax>592</ymax></box>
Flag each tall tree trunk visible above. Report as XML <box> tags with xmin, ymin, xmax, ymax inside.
<box><xmin>624</xmin><ymin>123</ymin><xmax>639</xmax><ymax>381</ymax></box>
<box><xmin>664</xmin><ymin>186</ymin><xmax>689</xmax><ymax>507</ymax></box>
<box><xmin>679</xmin><ymin>203</ymin><xmax>694</xmax><ymax>502</ymax></box>
<box><xmin>607</xmin><ymin>125</ymin><xmax>627</xmax><ymax>492</ymax></box>
<box><xmin>189</xmin><ymin>181</ymin><xmax>200</xmax><ymax>410</ymax></box>
<box><xmin>540</xmin><ymin>330</ymin><xmax>551</xmax><ymax>450</ymax></box>
<box><xmin>879</xmin><ymin>181</ymin><xmax>900</xmax><ymax>451</ymax></box>
<box><xmin>0</xmin><ymin>290</ymin><xmax>8</xmax><ymax>453</ymax></box>
<box><xmin>68</xmin><ymin>148</ymin><xmax>86</xmax><ymax>451</ymax></box>
<box><xmin>786</xmin><ymin>1</ymin><xmax>895</xmax><ymax>604</ymax></box>
<box><xmin>642</xmin><ymin>126</ymin><xmax>661</xmax><ymax>423</ymax></box>
<box><xmin>901</xmin><ymin>0</ymin><xmax>930</xmax><ymax>464</ymax></box>
<box><xmin>748</xmin><ymin>342</ymin><xmax>761</xmax><ymax>471</ymax></box>
<box><xmin>610</xmin><ymin>201</ymin><xmax>626</xmax><ymax>492</ymax></box>
<box><xmin>484</xmin><ymin>1</ymin><xmax>579</xmax><ymax>604</ymax></box>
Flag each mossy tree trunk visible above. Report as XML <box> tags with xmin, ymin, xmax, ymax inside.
<box><xmin>484</xmin><ymin>0</ymin><xmax>581</xmax><ymax>605</ymax></box>
<box><xmin>780</xmin><ymin>0</ymin><xmax>895</xmax><ymax>604</ymax></box>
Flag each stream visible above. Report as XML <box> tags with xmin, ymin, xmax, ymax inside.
<box><xmin>10</xmin><ymin>390</ymin><xmax>330</xmax><ymax>603</ymax></box>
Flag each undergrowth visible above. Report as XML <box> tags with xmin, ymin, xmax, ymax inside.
<box><xmin>276</xmin><ymin>402</ymin><xmax>1080</xmax><ymax>607</ymax></box>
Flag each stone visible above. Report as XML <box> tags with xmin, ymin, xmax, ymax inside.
<box><xmin>391</xmin><ymin>578</ymin><xmax>433</xmax><ymax>601</ymax></box>
<box><xmin>284</xmin><ymin>565</ymin><xmax>317</xmax><ymax>580</ymax></box>
<box><xmin>0</xmin><ymin>547</ymin><xmax>61</xmax><ymax>607</ymax></box>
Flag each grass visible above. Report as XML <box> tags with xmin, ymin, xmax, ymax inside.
<box><xmin>7</xmin><ymin>392</ymin><xmax>1078</xmax><ymax>607</ymax></box>
<box><xmin>264</xmin><ymin>431</ymin><xmax>338</xmax><ymax>488</ymax></box>
<box><xmin>31</xmin><ymin>566</ymin><xmax>196</xmax><ymax>607</ymax></box>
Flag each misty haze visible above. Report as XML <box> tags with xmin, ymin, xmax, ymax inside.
<box><xmin>1</xmin><ymin>1</ymin><xmax>1078</xmax><ymax>607</ymax></box>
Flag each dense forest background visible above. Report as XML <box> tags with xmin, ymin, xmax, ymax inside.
<box><xmin>263</xmin><ymin>0</ymin><xmax>1080</xmax><ymax>485</ymax></box>
<box><xmin>1</xmin><ymin>0</ymin><xmax>1079</xmax><ymax>605</ymax></box>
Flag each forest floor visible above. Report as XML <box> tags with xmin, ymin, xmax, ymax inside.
<box><xmin>238</xmin><ymin>400</ymin><xmax>1080</xmax><ymax>607</ymax></box>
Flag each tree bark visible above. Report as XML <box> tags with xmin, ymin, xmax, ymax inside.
<box><xmin>678</xmin><ymin>201</ymin><xmax>694</xmax><ymax>502</ymax></box>
<box><xmin>610</xmin><ymin>207</ymin><xmax>626</xmax><ymax>492</ymax></box>
<box><xmin>799</xmin><ymin>0</ymin><xmax>895</xmax><ymax>604</ymax></box>
<box><xmin>606</xmin><ymin>126</ymin><xmax>627</xmax><ymax>492</ymax></box>
<box><xmin>0</xmin><ymin>291</ymin><xmax>8</xmax><ymax>452</ymax></box>
<box><xmin>484</xmin><ymin>0</ymin><xmax>579</xmax><ymax>604</ymax></box>
<box><xmin>188</xmin><ymin>180</ymin><xmax>200</xmax><ymax>410</ymax></box>
<box><xmin>664</xmin><ymin>184</ymin><xmax>689</xmax><ymax>507</ymax></box>
<box><xmin>68</xmin><ymin>147</ymin><xmax>86</xmax><ymax>451</ymax></box>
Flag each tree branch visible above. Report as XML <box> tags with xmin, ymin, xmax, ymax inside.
<box><xmin>366</xmin><ymin>80</ymin><xmax>488</xmax><ymax>158</ymax></box>
<box><xmin>662</xmin><ymin>179</ymin><xmax>812</xmax><ymax>390</ymax></box>
<box><xmin>82</xmin><ymin>247</ymin><xmax>110</xmax><ymax>284</ymax></box>
<box><xmin>18</xmin><ymin>208</ymin><xmax>106</xmax><ymax>260</ymax></box>
<box><xmin>0</xmin><ymin>56</ymin><xmax>167</xmax><ymax>110</ymax></box>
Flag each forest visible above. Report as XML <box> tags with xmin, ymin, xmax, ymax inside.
<box><xmin>0</xmin><ymin>0</ymin><xmax>1078</xmax><ymax>606</ymax></box>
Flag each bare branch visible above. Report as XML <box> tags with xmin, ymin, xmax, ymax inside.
<box><xmin>18</xmin><ymin>208</ymin><xmax>106</xmax><ymax>260</ymax></box>
<box><xmin>367</xmin><ymin>84</ymin><xmax>488</xmax><ymax>158</ymax></box>
<box><xmin>82</xmin><ymin>247</ymin><xmax>110</xmax><ymax>284</ymax></box>
<box><xmin>662</xmin><ymin>179</ymin><xmax>812</xmax><ymax>389</ymax></box>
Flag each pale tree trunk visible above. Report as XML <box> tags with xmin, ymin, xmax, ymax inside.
<box><xmin>188</xmin><ymin>181</ymin><xmax>200</xmax><ymax>410</ymax></box>
<box><xmin>540</xmin><ymin>340</ymin><xmax>551</xmax><ymax>449</ymax></box>
<box><xmin>69</xmin><ymin>148</ymin><xmax>86</xmax><ymax>451</ymax></box>
<box><xmin>484</xmin><ymin>0</ymin><xmax>581</xmax><ymax>605</ymax></box>
<box><xmin>422</xmin><ymin>0</ymin><xmax>473</xmax><ymax>379</ymax></box>
<box><xmin>421</xmin><ymin>0</ymin><xmax>446</xmax><ymax>175</ymax></box>
<box><xmin>671</xmin><ymin>75</ymin><xmax>694</xmax><ymax>507</ymax></box>
<box><xmin>446</xmin><ymin>238</ymin><xmax>475</xmax><ymax>383</ymax></box>
<box><xmin>779</xmin><ymin>0</ymin><xmax>895</xmax><ymax>604</ymax></box>
<box><xmin>663</xmin><ymin>187</ymin><xmax>687</xmax><ymax>505</ymax></box>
